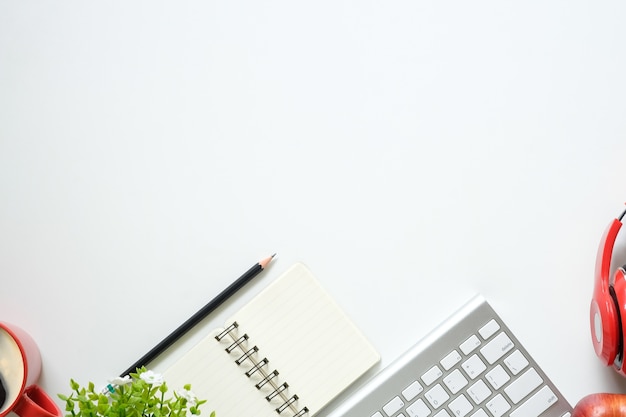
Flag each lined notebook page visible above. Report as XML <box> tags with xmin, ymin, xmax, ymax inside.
<box><xmin>230</xmin><ymin>263</ymin><xmax>380</xmax><ymax>415</ymax></box>
<box><xmin>162</xmin><ymin>262</ymin><xmax>379</xmax><ymax>417</ymax></box>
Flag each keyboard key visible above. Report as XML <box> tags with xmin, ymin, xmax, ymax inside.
<box><xmin>460</xmin><ymin>335</ymin><xmax>481</xmax><ymax>355</ymax></box>
<box><xmin>509</xmin><ymin>386</ymin><xmax>558</xmax><ymax>417</ymax></box>
<box><xmin>449</xmin><ymin>395</ymin><xmax>473</xmax><ymax>417</ymax></box>
<box><xmin>485</xmin><ymin>365</ymin><xmax>510</xmax><ymax>390</ymax></box>
<box><xmin>486</xmin><ymin>394</ymin><xmax>511</xmax><ymax>417</ymax></box>
<box><xmin>407</xmin><ymin>399</ymin><xmax>431</xmax><ymax>417</ymax></box>
<box><xmin>422</xmin><ymin>366</ymin><xmax>443</xmax><ymax>386</ymax></box>
<box><xmin>479</xmin><ymin>320</ymin><xmax>500</xmax><ymax>339</ymax></box>
<box><xmin>441</xmin><ymin>350</ymin><xmax>462</xmax><ymax>371</ymax></box>
<box><xmin>504</xmin><ymin>350</ymin><xmax>529</xmax><ymax>375</ymax></box>
<box><xmin>462</xmin><ymin>354</ymin><xmax>487</xmax><ymax>379</ymax></box>
<box><xmin>443</xmin><ymin>369</ymin><xmax>468</xmax><ymax>394</ymax></box>
<box><xmin>434</xmin><ymin>410</ymin><xmax>451</xmax><ymax>417</ymax></box>
<box><xmin>402</xmin><ymin>381</ymin><xmax>424</xmax><ymax>401</ymax></box>
<box><xmin>504</xmin><ymin>368</ymin><xmax>543</xmax><ymax>404</ymax></box>
<box><xmin>480</xmin><ymin>333</ymin><xmax>514</xmax><ymax>365</ymax></box>
<box><xmin>383</xmin><ymin>396</ymin><xmax>405</xmax><ymax>416</ymax></box>
<box><xmin>467</xmin><ymin>380</ymin><xmax>491</xmax><ymax>404</ymax></box>
<box><xmin>372</xmin><ymin>413</ymin><xmax>384</xmax><ymax>417</ymax></box>
<box><xmin>470</xmin><ymin>409</ymin><xmax>488</xmax><ymax>417</ymax></box>
<box><xmin>425</xmin><ymin>384</ymin><xmax>450</xmax><ymax>409</ymax></box>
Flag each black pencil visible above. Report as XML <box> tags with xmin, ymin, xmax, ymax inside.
<box><xmin>119</xmin><ymin>254</ymin><xmax>276</xmax><ymax>377</ymax></box>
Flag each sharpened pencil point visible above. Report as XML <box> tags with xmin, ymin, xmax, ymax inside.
<box><xmin>259</xmin><ymin>254</ymin><xmax>276</xmax><ymax>269</ymax></box>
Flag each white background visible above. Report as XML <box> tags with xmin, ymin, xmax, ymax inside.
<box><xmin>1</xmin><ymin>1</ymin><xmax>626</xmax><ymax>415</ymax></box>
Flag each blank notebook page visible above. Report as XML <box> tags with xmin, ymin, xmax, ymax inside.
<box><xmin>162</xmin><ymin>263</ymin><xmax>379</xmax><ymax>417</ymax></box>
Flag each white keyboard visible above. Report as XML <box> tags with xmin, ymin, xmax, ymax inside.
<box><xmin>328</xmin><ymin>295</ymin><xmax>572</xmax><ymax>417</ymax></box>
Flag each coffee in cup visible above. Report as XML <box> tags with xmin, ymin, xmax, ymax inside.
<box><xmin>0</xmin><ymin>322</ymin><xmax>61</xmax><ymax>417</ymax></box>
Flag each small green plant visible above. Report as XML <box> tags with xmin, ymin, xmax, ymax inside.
<box><xmin>58</xmin><ymin>367</ymin><xmax>212</xmax><ymax>417</ymax></box>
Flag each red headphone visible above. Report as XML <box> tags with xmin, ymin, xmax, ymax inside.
<box><xmin>591</xmin><ymin>207</ymin><xmax>626</xmax><ymax>375</ymax></box>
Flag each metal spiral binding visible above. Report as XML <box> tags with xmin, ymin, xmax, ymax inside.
<box><xmin>236</xmin><ymin>346</ymin><xmax>259</xmax><ymax>365</ymax></box>
<box><xmin>245</xmin><ymin>357</ymin><xmax>268</xmax><ymax>377</ymax></box>
<box><xmin>293</xmin><ymin>407</ymin><xmax>309</xmax><ymax>417</ymax></box>
<box><xmin>256</xmin><ymin>370</ymin><xmax>279</xmax><ymax>389</ymax></box>
<box><xmin>266</xmin><ymin>383</ymin><xmax>288</xmax><ymax>401</ymax></box>
<box><xmin>215</xmin><ymin>322</ymin><xmax>238</xmax><ymax>341</ymax></box>
<box><xmin>217</xmin><ymin>322</ymin><xmax>309</xmax><ymax>417</ymax></box>
<box><xmin>276</xmin><ymin>395</ymin><xmax>298</xmax><ymax>413</ymax></box>
<box><xmin>225</xmin><ymin>334</ymin><xmax>249</xmax><ymax>353</ymax></box>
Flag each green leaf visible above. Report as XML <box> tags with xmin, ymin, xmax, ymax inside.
<box><xmin>59</xmin><ymin>372</ymin><xmax>208</xmax><ymax>417</ymax></box>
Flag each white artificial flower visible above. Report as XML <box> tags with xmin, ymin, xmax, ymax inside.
<box><xmin>140</xmin><ymin>370</ymin><xmax>164</xmax><ymax>386</ymax></box>
<box><xmin>177</xmin><ymin>388</ymin><xmax>197</xmax><ymax>407</ymax></box>
<box><xmin>108</xmin><ymin>375</ymin><xmax>132</xmax><ymax>386</ymax></box>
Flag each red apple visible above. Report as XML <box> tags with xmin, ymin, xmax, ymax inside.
<box><xmin>573</xmin><ymin>393</ymin><xmax>626</xmax><ymax>417</ymax></box>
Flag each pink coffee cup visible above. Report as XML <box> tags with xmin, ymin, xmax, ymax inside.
<box><xmin>0</xmin><ymin>322</ymin><xmax>61</xmax><ymax>417</ymax></box>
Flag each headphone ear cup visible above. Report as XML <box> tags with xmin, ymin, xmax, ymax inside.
<box><xmin>610</xmin><ymin>268</ymin><xmax>626</xmax><ymax>371</ymax></box>
<box><xmin>590</xmin><ymin>284</ymin><xmax>620</xmax><ymax>366</ymax></box>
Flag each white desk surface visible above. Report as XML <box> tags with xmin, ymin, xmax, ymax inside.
<box><xmin>2</xmin><ymin>1</ymin><xmax>626</xmax><ymax>414</ymax></box>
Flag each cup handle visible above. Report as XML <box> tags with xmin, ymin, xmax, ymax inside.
<box><xmin>12</xmin><ymin>386</ymin><xmax>62</xmax><ymax>417</ymax></box>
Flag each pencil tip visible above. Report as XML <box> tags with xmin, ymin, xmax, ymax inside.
<box><xmin>259</xmin><ymin>253</ymin><xmax>276</xmax><ymax>269</ymax></box>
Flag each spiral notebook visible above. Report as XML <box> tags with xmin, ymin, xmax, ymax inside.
<box><xmin>162</xmin><ymin>262</ymin><xmax>380</xmax><ymax>417</ymax></box>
